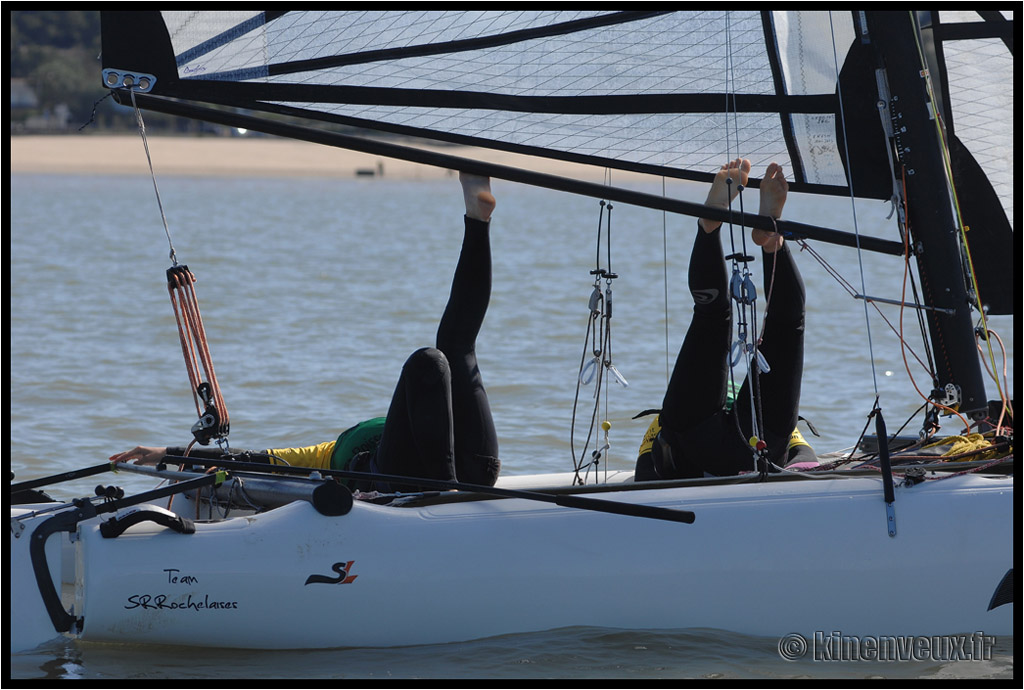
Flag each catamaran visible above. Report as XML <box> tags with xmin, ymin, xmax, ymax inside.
<box><xmin>11</xmin><ymin>10</ymin><xmax>1013</xmax><ymax>653</ymax></box>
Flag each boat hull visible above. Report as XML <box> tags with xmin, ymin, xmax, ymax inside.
<box><xmin>12</xmin><ymin>472</ymin><xmax>1013</xmax><ymax>651</ymax></box>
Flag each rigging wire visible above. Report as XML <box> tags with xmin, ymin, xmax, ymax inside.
<box><xmin>796</xmin><ymin>240</ymin><xmax>932</xmax><ymax>373</ymax></box>
<box><xmin>662</xmin><ymin>177</ymin><xmax>671</xmax><ymax>383</ymax></box>
<box><xmin>570</xmin><ymin>199</ymin><xmax>609</xmax><ymax>484</ymax></box>
<box><xmin>130</xmin><ymin>89</ymin><xmax>179</xmax><ymax>267</ymax></box>
<box><xmin>829</xmin><ymin>12</ymin><xmax>992</xmax><ymax>447</ymax></box>
<box><xmin>721</xmin><ymin>11</ymin><xmax>769</xmax><ymax>470</ymax></box>
<box><xmin>894</xmin><ymin>166</ymin><xmax>972</xmax><ymax>433</ymax></box>
<box><xmin>570</xmin><ymin>170</ymin><xmax>628</xmax><ymax>484</ymax></box>
<box><xmin>829</xmin><ymin>13</ymin><xmax>882</xmax><ymax>405</ymax></box>
<box><xmin>130</xmin><ymin>89</ymin><xmax>231</xmax><ymax>451</ymax></box>
<box><xmin>722</xmin><ymin>11</ymin><xmax>738</xmax><ymax>164</ymax></box>
<box><xmin>976</xmin><ymin>328</ymin><xmax>1012</xmax><ymax>433</ymax></box>
<box><xmin>829</xmin><ymin>12</ymin><xmax>972</xmax><ymax>449</ymax></box>
<box><xmin>783</xmin><ymin>101</ymin><xmax>959</xmax><ymax>434</ymax></box>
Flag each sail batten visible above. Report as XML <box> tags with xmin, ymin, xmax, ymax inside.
<box><xmin>257</xmin><ymin>11</ymin><xmax>676</xmax><ymax>78</ymax></box>
<box><xmin>169</xmin><ymin>81</ymin><xmax>837</xmax><ymax>115</ymax></box>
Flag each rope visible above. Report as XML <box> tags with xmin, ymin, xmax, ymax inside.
<box><xmin>569</xmin><ymin>289</ymin><xmax>601</xmax><ymax>484</ymax></box>
<box><xmin>895</xmin><ymin>168</ymin><xmax>972</xmax><ymax>433</ymax></box>
<box><xmin>975</xmin><ymin>328</ymin><xmax>1014</xmax><ymax>434</ymax></box>
<box><xmin>720</xmin><ymin>179</ymin><xmax>767</xmax><ymax>471</ymax></box>
<box><xmin>827</xmin><ymin>12</ymin><xmax>976</xmax><ymax>452</ymax></box>
<box><xmin>907</xmin><ymin>13</ymin><xmax>1002</xmax><ymax>387</ymax></box>
<box><xmin>904</xmin><ymin>13</ymin><xmax>1007</xmax><ymax>432</ymax></box>
<box><xmin>661</xmin><ymin>177</ymin><xmax>671</xmax><ymax>383</ymax></box>
<box><xmin>795</xmin><ymin>239</ymin><xmax>932</xmax><ymax>374</ymax></box>
<box><xmin>721</xmin><ymin>15</ymin><xmax>770</xmax><ymax>469</ymax></box>
<box><xmin>830</xmin><ymin>13</ymin><xmax>882</xmax><ymax>404</ymax></box>
<box><xmin>130</xmin><ymin>90</ymin><xmax>230</xmax><ymax>448</ymax></box>
<box><xmin>167</xmin><ymin>266</ymin><xmax>230</xmax><ymax>445</ymax></box>
<box><xmin>571</xmin><ymin>196</ymin><xmax>627</xmax><ymax>484</ymax></box>
<box><xmin>130</xmin><ymin>90</ymin><xmax>179</xmax><ymax>266</ymax></box>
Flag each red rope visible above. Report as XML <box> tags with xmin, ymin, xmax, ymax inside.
<box><xmin>167</xmin><ymin>266</ymin><xmax>229</xmax><ymax>442</ymax></box>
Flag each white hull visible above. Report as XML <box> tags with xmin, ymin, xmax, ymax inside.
<box><xmin>11</xmin><ymin>471</ymin><xmax>1013</xmax><ymax>652</ymax></box>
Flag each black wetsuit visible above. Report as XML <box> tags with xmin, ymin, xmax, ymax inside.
<box><xmin>370</xmin><ymin>216</ymin><xmax>501</xmax><ymax>488</ymax></box>
<box><xmin>168</xmin><ymin>217</ymin><xmax>500</xmax><ymax>490</ymax></box>
<box><xmin>636</xmin><ymin>225</ymin><xmax>805</xmax><ymax>479</ymax></box>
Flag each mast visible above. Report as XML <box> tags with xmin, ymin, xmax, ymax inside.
<box><xmin>861</xmin><ymin>10</ymin><xmax>988</xmax><ymax>419</ymax></box>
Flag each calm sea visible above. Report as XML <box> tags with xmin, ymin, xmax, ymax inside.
<box><xmin>9</xmin><ymin>171</ymin><xmax>1014</xmax><ymax>680</ymax></box>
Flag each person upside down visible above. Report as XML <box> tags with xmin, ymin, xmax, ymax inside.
<box><xmin>112</xmin><ymin>173</ymin><xmax>502</xmax><ymax>491</ymax></box>
<box><xmin>635</xmin><ymin>158</ymin><xmax>814</xmax><ymax>481</ymax></box>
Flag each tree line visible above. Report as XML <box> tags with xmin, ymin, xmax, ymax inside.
<box><xmin>11</xmin><ymin>10</ymin><xmax>206</xmax><ymax>133</ymax></box>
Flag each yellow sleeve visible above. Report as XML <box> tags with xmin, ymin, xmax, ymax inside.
<box><xmin>638</xmin><ymin>415</ymin><xmax>662</xmax><ymax>458</ymax></box>
<box><xmin>265</xmin><ymin>440</ymin><xmax>337</xmax><ymax>470</ymax></box>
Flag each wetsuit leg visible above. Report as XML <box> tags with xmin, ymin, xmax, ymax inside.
<box><xmin>373</xmin><ymin>347</ymin><xmax>456</xmax><ymax>485</ymax></box>
<box><xmin>731</xmin><ymin>243</ymin><xmax>805</xmax><ymax>464</ymax></box>
<box><xmin>639</xmin><ymin>226</ymin><xmax>732</xmax><ymax>479</ymax></box>
<box><xmin>374</xmin><ymin>217</ymin><xmax>500</xmax><ymax>488</ymax></box>
<box><xmin>659</xmin><ymin>226</ymin><xmax>733</xmax><ymax>432</ymax></box>
<box><xmin>434</xmin><ymin>216</ymin><xmax>500</xmax><ymax>486</ymax></box>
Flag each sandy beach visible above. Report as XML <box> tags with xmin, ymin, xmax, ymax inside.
<box><xmin>11</xmin><ymin>134</ymin><xmax>626</xmax><ymax>182</ymax></box>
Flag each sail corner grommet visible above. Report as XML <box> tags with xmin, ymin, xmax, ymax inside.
<box><xmin>102</xmin><ymin>68</ymin><xmax>157</xmax><ymax>93</ymax></box>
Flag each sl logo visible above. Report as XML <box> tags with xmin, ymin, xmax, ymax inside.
<box><xmin>305</xmin><ymin>560</ymin><xmax>358</xmax><ymax>585</ymax></box>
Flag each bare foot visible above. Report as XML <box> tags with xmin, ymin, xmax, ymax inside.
<box><xmin>460</xmin><ymin>172</ymin><xmax>496</xmax><ymax>222</ymax></box>
<box><xmin>699</xmin><ymin>158</ymin><xmax>751</xmax><ymax>233</ymax></box>
<box><xmin>753</xmin><ymin>162</ymin><xmax>788</xmax><ymax>253</ymax></box>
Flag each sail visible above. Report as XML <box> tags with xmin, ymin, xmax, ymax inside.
<box><xmin>99</xmin><ymin>12</ymin><xmax>1009</xmax><ymax>192</ymax></box>
<box><xmin>928</xmin><ymin>11</ymin><xmax>1015</xmax><ymax>315</ymax></box>
<box><xmin>102</xmin><ymin>11</ymin><xmax>839</xmax><ymax>191</ymax></box>
<box><xmin>92</xmin><ymin>12</ymin><xmax>981</xmax><ymax>188</ymax></box>
<box><xmin>100</xmin><ymin>11</ymin><xmax>1013</xmax><ymax>307</ymax></box>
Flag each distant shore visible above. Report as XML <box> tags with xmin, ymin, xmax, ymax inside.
<box><xmin>10</xmin><ymin>134</ymin><xmax>629</xmax><ymax>182</ymax></box>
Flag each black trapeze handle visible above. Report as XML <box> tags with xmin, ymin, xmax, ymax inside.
<box><xmin>99</xmin><ymin>509</ymin><xmax>197</xmax><ymax>539</ymax></box>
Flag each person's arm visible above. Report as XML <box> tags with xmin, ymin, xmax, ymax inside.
<box><xmin>110</xmin><ymin>441</ymin><xmax>335</xmax><ymax>470</ymax></box>
<box><xmin>109</xmin><ymin>446</ymin><xmax>172</xmax><ymax>465</ymax></box>
<box><xmin>110</xmin><ymin>444</ymin><xmax>253</xmax><ymax>465</ymax></box>
<box><xmin>263</xmin><ymin>441</ymin><xmax>336</xmax><ymax>470</ymax></box>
